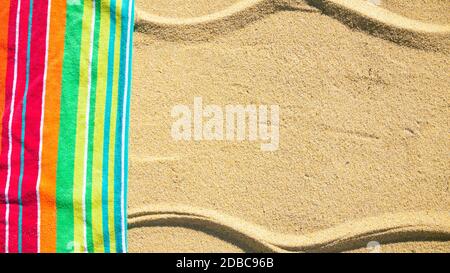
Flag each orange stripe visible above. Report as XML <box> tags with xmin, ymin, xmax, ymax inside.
<box><xmin>0</xmin><ymin>0</ymin><xmax>11</xmax><ymax>154</ymax></box>
<box><xmin>39</xmin><ymin>0</ymin><xmax>66</xmax><ymax>253</ymax></box>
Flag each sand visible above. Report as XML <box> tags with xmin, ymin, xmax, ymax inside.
<box><xmin>129</xmin><ymin>0</ymin><xmax>450</xmax><ymax>253</ymax></box>
<box><xmin>136</xmin><ymin>0</ymin><xmax>242</xmax><ymax>18</ymax></box>
<box><xmin>382</xmin><ymin>0</ymin><xmax>450</xmax><ymax>25</ymax></box>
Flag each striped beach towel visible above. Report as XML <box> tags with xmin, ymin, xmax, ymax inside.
<box><xmin>0</xmin><ymin>0</ymin><xmax>134</xmax><ymax>253</ymax></box>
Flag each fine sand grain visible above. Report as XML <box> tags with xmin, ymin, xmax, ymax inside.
<box><xmin>129</xmin><ymin>0</ymin><xmax>450</xmax><ymax>253</ymax></box>
<box><xmin>136</xmin><ymin>0</ymin><xmax>242</xmax><ymax>18</ymax></box>
<box><xmin>135</xmin><ymin>0</ymin><xmax>450</xmax><ymax>50</ymax></box>
<box><xmin>381</xmin><ymin>0</ymin><xmax>450</xmax><ymax>25</ymax></box>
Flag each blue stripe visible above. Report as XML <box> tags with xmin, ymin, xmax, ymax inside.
<box><xmin>101</xmin><ymin>0</ymin><xmax>117</xmax><ymax>253</ymax></box>
<box><xmin>122</xmin><ymin>0</ymin><xmax>134</xmax><ymax>253</ymax></box>
<box><xmin>18</xmin><ymin>0</ymin><xmax>34</xmax><ymax>253</ymax></box>
<box><xmin>114</xmin><ymin>0</ymin><xmax>133</xmax><ymax>253</ymax></box>
<box><xmin>114</xmin><ymin>0</ymin><xmax>130</xmax><ymax>253</ymax></box>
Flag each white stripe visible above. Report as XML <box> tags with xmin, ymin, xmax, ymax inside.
<box><xmin>81</xmin><ymin>0</ymin><xmax>97</xmax><ymax>253</ymax></box>
<box><xmin>120</xmin><ymin>0</ymin><xmax>133</xmax><ymax>253</ymax></box>
<box><xmin>4</xmin><ymin>0</ymin><xmax>22</xmax><ymax>254</ymax></box>
<box><xmin>35</xmin><ymin>0</ymin><xmax>52</xmax><ymax>253</ymax></box>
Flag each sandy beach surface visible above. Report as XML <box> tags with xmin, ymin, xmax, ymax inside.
<box><xmin>128</xmin><ymin>0</ymin><xmax>450</xmax><ymax>252</ymax></box>
<box><xmin>381</xmin><ymin>0</ymin><xmax>450</xmax><ymax>24</ymax></box>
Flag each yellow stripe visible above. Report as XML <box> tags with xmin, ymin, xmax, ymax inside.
<box><xmin>73</xmin><ymin>0</ymin><xmax>94</xmax><ymax>253</ymax></box>
<box><xmin>108</xmin><ymin>0</ymin><xmax>122</xmax><ymax>251</ymax></box>
<box><xmin>91</xmin><ymin>0</ymin><xmax>111</xmax><ymax>252</ymax></box>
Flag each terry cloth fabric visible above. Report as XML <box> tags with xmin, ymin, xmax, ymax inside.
<box><xmin>0</xmin><ymin>0</ymin><xmax>134</xmax><ymax>253</ymax></box>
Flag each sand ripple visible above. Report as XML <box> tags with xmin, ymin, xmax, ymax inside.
<box><xmin>129</xmin><ymin>204</ymin><xmax>450</xmax><ymax>252</ymax></box>
<box><xmin>134</xmin><ymin>0</ymin><xmax>450</xmax><ymax>50</ymax></box>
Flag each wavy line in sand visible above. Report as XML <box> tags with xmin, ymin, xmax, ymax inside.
<box><xmin>129</xmin><ymin>204</ymin><xmax>450</xmax><ymax>252</ymax></box>
<box><xmin>135</xmin><ymin>0</ymin><xmax>450</xmax><ymax>50</ymax></box>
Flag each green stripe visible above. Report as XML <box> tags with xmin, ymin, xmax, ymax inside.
<box><xmin>56</xmin><ymin>1</ymin><xmax>85</xmax><ymax>252</ymax></box>
<box><xmin>85</xmin><ymin>0</ymin><xmax>102</xmax><ymax>252</ymax></box>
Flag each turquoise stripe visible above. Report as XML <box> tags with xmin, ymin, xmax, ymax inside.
<box><xmin>101</xmin><ymin>0</ymin><xmax>117</xmax><ymax>253</ymax></box>
<box><xmin>17</xmin><ymin>0</ymin><xmax>34</xmax><ymax>253</ymax></box>
<box><xmin>114</xmin><ymin>0</ymin><xmax>132</xmax><ymax>253</ymax></box>
<box><xmin>113</xmin><ymin>0</ymin><xmax>126</xmax><ymax>254</ymax></box>
<box><xmin>123</xmin><ymin>0</ymin><xmax>135</xmax><ymax>252</ymax></box>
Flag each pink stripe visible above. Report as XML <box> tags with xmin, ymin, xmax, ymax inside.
<box><xmin>0</xmin><ymin>0</ymin><xmax>19</xmax><ymax>253</ymax></box>
<box><xmin>8</xmin><ymin>0</ymin><xmax>32</xmax><ymax>253</ymax></box>
<box><xmin>21</xmin><ymin>0</ymin><xmax>49</xmax><ymax>253</ymax></box>
<box><xmin>0</xmin><ymin>0</ymin><xmax>29</xmax><ymax>253</ymax></box>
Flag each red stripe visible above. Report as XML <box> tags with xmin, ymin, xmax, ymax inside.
<box><xmin>0</xmin><ymin>0</ymin><xmax>17</xmax><ymax>253</ymax></box>
<box><xmin>8</xmin><ymin>0</ymin><xmax>32</xmax><ymax>253</ymax></box>
<box><xmin>21</xmin><ymin>0</ymin><xmax>49</xmax><ymax>253</ymax></box>
<box><xmin>0</xmin><ymin>0</ymin><xmax>29</xmax><ymax>253</ymax></box>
